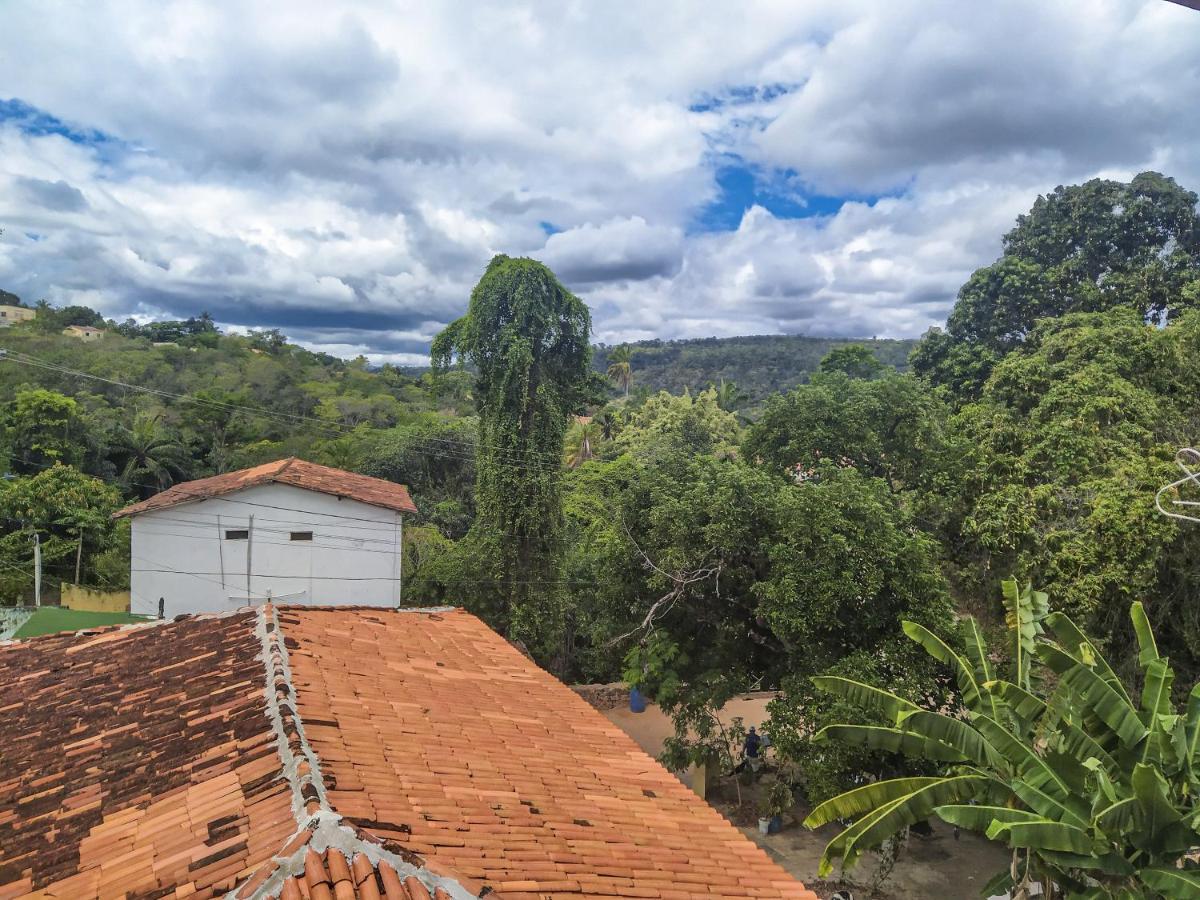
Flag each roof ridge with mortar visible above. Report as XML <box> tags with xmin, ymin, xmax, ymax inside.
<box><xmin>228</xmin><ymin>604</ymin><xmax>484</xmax><ymax>900</ymax></box>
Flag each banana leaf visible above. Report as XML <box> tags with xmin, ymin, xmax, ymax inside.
<box><xmin>1130</xmin><ymin>601</ymin><xmax>1159</xmax><ymax>668</ymax></box>
<box><xmin>974</xmin><ymin>715</ymin><xmax>1072</xmax><ymax>800</ymax></box>
<box><xmin>810</xmin><ymin>675</ymin><xmax>918</xmax><ymax>723</ymax></box>
<box><xmin>804</xmin><ymin>776</ymin><xmax>944</xmax><ymax>828</ymax></box>
<box><xmin>1129</xmin><ymin>762</ymin><xmax>1189</xmax><ymax>854</ymax></box>
<box><xmin>1140</xmin><ymin>658</ymin><xmax>1175</xmax><ymax>724</ymax></box>
<box><xmin>1093</xmin><ymin>796</ymin><xmax>1138</xmax><ymax>836</ymax></box>
<box><xmin>1056</xmin><ymin>661</ymin><xmax>1148</xmax><ymax>748</ymax></box>
<box><xmin>1045</xmin><ymin>612</ymin><xmax>1133</xmax><ymax>708</ymax></box>
<box><xmin>813</xmin><ymin>725</ymin><xmax>968</xmax><ymax>762</ymax></box>
<box><xmin>1038</xmin><ymin>850</ymin><xmax>1135</xmax><ymax>876</ymax></box>
<box><xmin>902</xmin><ymin>620</ymin><xmax>984</xmax><ymax>713</ymax></box>
<box><xmin>1185</xmin><ymin>683</ymin><xmax>1200</xmax><ymax>775</ymax></box>
<box><xmin>1010</xmin><ymin>778</ymin><xmax>1089</xmax><ymax>830</ymax></box>
<box><xmin>819</xmin><ymin>775</ymin><xmax>991</xmax><ymax>875</ymax></box>
<box><xmin>1141</xmin><ymin>867</ymin><xmax>1200</xmax><ymax>898</ymax></box>
<box><xmin>985</xmin><ymin>818</ymin><xmax>1094</xmax><ymax>853</ymax></box>
<box><xmin>896</xmin><ymin>710</ymin><xmax>1002</xmax><ymax>767</ymax></box>
<box><xmin>934</xmin><ymin>804</ymin><xmax>1040</xmax><ymax>831</ymax></box>
<box><xmin>1053</xmin><ymin>718</ymin><xmax>1120</xmax><ymax>776</ymax></box>
<box><xmin>985</xmin><ymin>679</ymin><xmax>1046</xmax><ymax>725</ymax></box>
<box><xmin>960</xmin><ymin>617</ymin><xmax>1000</xmax><ymax>721</ymax></box>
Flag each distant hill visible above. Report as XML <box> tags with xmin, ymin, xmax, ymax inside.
<box><xmin>592</xmin><ymin>334</ymin><xmax>918</xmax><ymax>401</ymax></box>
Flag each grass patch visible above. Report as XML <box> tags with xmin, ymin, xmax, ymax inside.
<box><xmin>13</xmin><ymin>607</ymin><xmax>153</xmax><ymax>638</ymax></box>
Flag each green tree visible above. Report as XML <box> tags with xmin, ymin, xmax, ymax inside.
<box><xmin>27</xmin><ymin>301</ymin><xmax>106</xmax><ymax>333</ymax></box>
<box><xmin>913</xmin><ymin>172</ymin><xmax>1200</xmax><ymax>396</ymax></box>
<box><xmin>2</xmin><ymin>388</ymin><xmax>82</xmax><ymax>473</ymax></box>
<box><xmin>431</xmin><ymin>255</ymin><xmax>598</xmax><ymax>641</ymax></box>
<box><xmin>743</xmin><ymin>372</ymin><xmax>954</xmax><ymax>499</ymax></box>
<box><xmin>593</xmin><ymin>410</ymin><xmax>619</xmax><ymax>441</ymax></box>
<box><xmin>808</xmin><ymin>581</ymin><xmax>1200</xmax><ymax>900</ymax></box>
<box><xmin>562</xmin><ymin>449</ymin><xmax>953</xmax><ymax>794</ymax></box>
<box><xmin>945</xmin><ymin>308</ymin><xmax>1200</xmax><ymax>680</ymax></box>
<box><xmin>359</xmin><ymin>418</ymin><xmax>478</xmax><ymax>540</ymax></box>
<box><xmin>819</xmin><ymin>344</ymin><xmax>888</xmax><ymax>380</ymax></box>
<box><xmin>617</xmin><ymin>387</ymin><xmax>741</xmax><ymax>461</ymax></box>
<box><xmin>109</xmin><ymin>413</ymin><xmax>190</xmax><ymax>498</ymax></box>
<box><xmin>0</xmin><ymin>465</ymin><xmax>125</xmax><ymax>601</ymax></box>
<box><xmin>606</xmin><ymin>344</ymin><xmax>634</xmax><ymax>398</ymax></box>
<box><xmin>709</xmin><ymin>378</ymin><xmax>749</xmax><ymax>413</ymax></box>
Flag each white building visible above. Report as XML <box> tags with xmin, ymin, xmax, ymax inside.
<box><xmin>114</xmin><ymin>458</ymin><xmax>417</xmax><ymax>618</ymax></box>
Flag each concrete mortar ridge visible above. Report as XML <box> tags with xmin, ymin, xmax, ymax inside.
<box><xmin>229</xmin><ymin>604</ymin><xmax>481</xmax><ymax>900</ymax></box>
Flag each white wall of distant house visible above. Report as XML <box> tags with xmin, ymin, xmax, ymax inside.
<box><xmin>129</xmin><ymin>482</ymin><xmax>403</xmax><ymax>618</ymax></box>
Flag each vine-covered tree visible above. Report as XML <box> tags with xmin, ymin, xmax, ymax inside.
<box><xmin>431</xmin><ymin>255</ymin><xmax>598</xmax><ymax>642</ymax></box>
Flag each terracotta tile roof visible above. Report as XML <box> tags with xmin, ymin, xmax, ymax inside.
<box><xmin>282</xmin><ymin>607</ymin><xmax>814</xmax><ymax>900</ymax></box>
<box><xmin>113</xmin><ymin>458</ymin><xmax>418</xmax><ymax>519</ymax></box>
<box><xmin>0</xmin><ymin>606</ymin><xmax>815</xmax><ymax>899</ymax></box>
<box><xmin>0</xmin><ymin>612</ymin><xmax>296</xmax><ymax>898</ymax></box>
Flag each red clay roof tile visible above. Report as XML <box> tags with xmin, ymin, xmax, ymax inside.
<box><xmin>113</xmin><ymin>458</ymin><xmax>418</xmax><ymax>518</ymax></box>
<box><xmin>279</xmin><ymin>607</ymin><xmax>814</xmax><ymax>899</ymax></box>
<box><xmin>0</xmin><ymin>606</ymin><xmax>815</xmax><ymax>899</ymax></box>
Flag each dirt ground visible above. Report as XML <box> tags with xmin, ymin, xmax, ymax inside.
<box><xmin>601</xmin><ymin>697</ymin><xmax>1011</xmax><ymax>900</ymax></box>
<box><xmin>726</xmin><ymin>799</ymin><xmax>1011</xmax><ymax>900</ymax></box>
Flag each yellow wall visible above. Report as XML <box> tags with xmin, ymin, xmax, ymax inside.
<box><xmin>0</xmin><ymin>305</ymin><xmax>35</xmax><ymax>326</ymax></box>
<box><xmin>61</xmin><ymin>584</ymin><xmax>131</xmax><ymax>613</ymax></box>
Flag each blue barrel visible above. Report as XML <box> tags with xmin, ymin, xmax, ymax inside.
<box><xmin>629</xmin><ymin>687</ymin><xmax>647</xmax><ymax>713</ymax></box>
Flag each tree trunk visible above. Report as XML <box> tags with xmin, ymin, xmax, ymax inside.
<box><xmin>75</xmin><ymin>530</ymin><xmax>83</xmax><ymax>585</ymax></box>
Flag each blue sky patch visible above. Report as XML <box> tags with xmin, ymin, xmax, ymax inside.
<box><xmin>0</xmin><ymin>98</ymin><xmax>116</xmax><ymax>147</ymax></box>
<box><xmin>539</xmin><ymin>221</ymin><xmax>562</xmax><ymax>236</ymax></box>
<box><xmin>693</xmin><ymin>157</ymin><xmax>866</xmax><ymax>233</ymax></box>
<box><xmin>689</xmin><ymin>82</ymin><xmax>798</xmax><ymax>113</ymax></box>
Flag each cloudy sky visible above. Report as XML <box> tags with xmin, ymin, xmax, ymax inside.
<box><xmin>1</xmin><ymin>1</ymin><xmax>1198</xmax><ymax>363</ymax></box>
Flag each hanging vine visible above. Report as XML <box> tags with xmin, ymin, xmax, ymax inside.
<box><xmin>432</xmin><ymin>255</ymin><xmax>598</xmax><ymax>639</ymax></box>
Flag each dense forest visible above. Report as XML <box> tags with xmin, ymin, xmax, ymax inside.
<box><xmin>5</xmin><ymin>170</ymin><xmax>1200</xmax><ymax>896</ymax></box>
<box><xmin>590</xmin><ymin>334</ymin><xmax>916</xmax><ymax>401</ymax></box>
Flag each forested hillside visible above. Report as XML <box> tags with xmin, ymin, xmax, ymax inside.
<box><xmin>592</xmin><ymin>334</ymin><xmax>916</xmax><ymax>400</ymax></box>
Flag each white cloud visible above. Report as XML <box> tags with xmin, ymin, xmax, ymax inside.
<box><xmin>0</xmin><ymin>0</ymin><xmax>1197</xmax><ymax>357</ymax></box>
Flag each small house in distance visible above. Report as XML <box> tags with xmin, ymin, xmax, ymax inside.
<box><xmin>114</xmin><ymin>458</ymin><xmax>417</xmax><ymax>617</ymax></box>
<box><xmin>0</xmin><ymin>305</ymin><xmax>35</xmax><ymax>327</ymax></box>
<box><xmin>63</xmin><ymin>324</ymin><xmax>105</xmax><ymax>340</ymax></box>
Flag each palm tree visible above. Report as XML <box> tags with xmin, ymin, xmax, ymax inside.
<box><xmin>111</xmin><ymin>414</ymin><xmax>190</xmax><ymax>498</ymax></box>
<box><xmin>594</xmin><ymin>410</ymin><xmax>618</xmax><ymax>441</ymax></box>
<box><xmin>606</xmin><ymin>345</ymin><xmax>634</xmax><ymax>398</ymax></box>
<box><xmin>711</xmin><ymin>378</ymin><xmax>748</xmax><ymax>412</ymax></box>
<box><xmin>563</xmin><ymin>420</ymin><xmax>599</xmax><ymax>469</ymax></box>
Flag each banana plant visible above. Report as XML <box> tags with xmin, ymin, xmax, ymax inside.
<box><xmin>804</xmin><ymin>577</ymin><xmax>1200</xmax><ymax>899</ymax></box>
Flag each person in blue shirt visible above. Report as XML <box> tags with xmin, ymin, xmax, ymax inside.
<box><xmin>743</xmin><ymin>726</ymin><xmax>762</xmax><ymax>772</ymax></box>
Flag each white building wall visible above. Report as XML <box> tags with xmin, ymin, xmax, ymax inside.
<box><xmin>129</xmin><ymin>482</ymin><xmax>403</xmax><ymax>618</ymax></box>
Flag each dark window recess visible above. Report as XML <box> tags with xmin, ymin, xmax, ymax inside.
<box><xmin>224</xmin><ymin>529</ymin><xmax>249</xmax><ymax>540</ymax></box>
<box><xmin>289</xmin><ymin>531</ymin><xmax>314</xmax><ymax>541</ymax></box>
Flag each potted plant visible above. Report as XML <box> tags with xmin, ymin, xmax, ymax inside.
<box><xmin>757</xmin><ymin>796</ymin><xmax>772</xmax><ymax>836</ymax></box>
<box><xmin>759</xmin><ymin>779</ymin><xmax>792</xmax><ymax>834</ymax></box>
